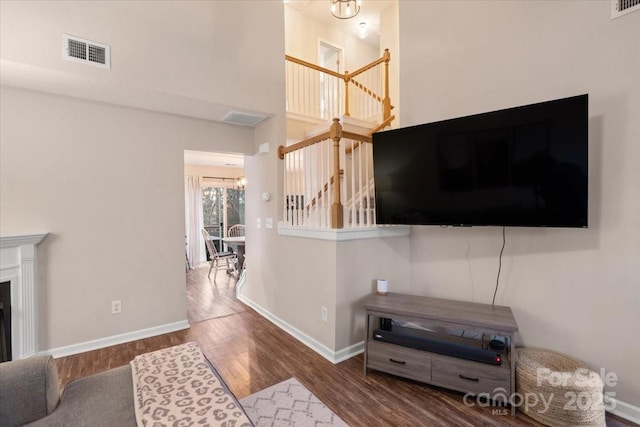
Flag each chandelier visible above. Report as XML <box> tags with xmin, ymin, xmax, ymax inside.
<box><xmin>330</xmin><ymin>0</ymin><xmax>361</xmax><ymax>20</ymax></box>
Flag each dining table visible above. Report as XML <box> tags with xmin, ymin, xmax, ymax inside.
<box><xmin>222</xmin><ymin>236</ymin><xmax>246</xmax><ymax>278</ymax></box>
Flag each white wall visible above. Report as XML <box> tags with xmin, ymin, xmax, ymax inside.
<box><xmin>399</xmin><ymin>0</ymin><xmax>640</xmax><ymax>406</ymax></box>
<box><xmin>284</xmin><ymin>6</ymin><xmax>379</xmax><ymax>73</ymax></box>
<box><xmin>379</xmin><ymin>0</ymin><xmax>400</xmax><ymax>125</ymax></box>
<box><xmin>0</xmin><ymin>86</ymin><xmax>254</xmax><ymax>350</ymax></box>
<box><xmin>335</xmin><ymin>237</ymin><xmax>411</xmax><ymax>349</ymax></box>
<box><xmin>0</xmin><ymin>0</ymin><xmax>273</xmax><ymax>352</ymax></box>
<box><xmin>0</xmin><ymin>1</ymin><xmax>280</xmax><ymax>116</ymax></box>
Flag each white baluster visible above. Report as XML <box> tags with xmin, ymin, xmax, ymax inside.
<box><xmin>365</xmin><ymin>142</ymin><xmax>371</xmax><ymax>226</ymax></box>
<box><xmin>307</xmin><ymin>145</ymin><xmax>312</xmax><ymax>227</ymax></box>
<box><xmin>349</xmin><ymin>139</ymin><xmax>355</xmax><ymax>227</ymax></box>
<box><xmin>285</xmin><ymin>152</ymin><xmax>290</xmax><ymax>225</ymax></box>
<box><xmin>358</xmin><ymin>139</ymin><xmax>364</xmax><ymax>227</ymax></box>
<box><xmin>297</xmin><ymin>149</ymin><xmax>302</xmax><ymax>226</ymax></box>
<box><xmin>326</xmin><ymin>138</ymin><xmax>332</xmax><ymax>227</ymax></box>
<box><xmin>341</xmin><ymin>138</ymin><xmax>348</xmax><ymax>228</ymax></box>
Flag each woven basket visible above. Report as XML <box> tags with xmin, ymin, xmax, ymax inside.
<box><xmin>516</xmin><ymin>348</ymin><xmax>605</xmax><ymax>427</ymax></box>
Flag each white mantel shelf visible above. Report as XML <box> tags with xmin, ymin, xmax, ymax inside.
<box><xmin>0</xmin><ymin>233</ymin><xmax>48</xmax><ymax>248</ymax></box>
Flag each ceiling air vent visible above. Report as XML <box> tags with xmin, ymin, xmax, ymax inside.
<box><xmin>611</xmin><ymin>0</ymin><xmax>640</xmax><ymax>19</ymax></box>
<box><xmin>63</xmin><ymin>34</ymin><xmax>110</xmax><ymax>69</ymax></box>
<box><xmin>221</xmin><ymin>111</ymin><xmax>268</xmax><ymax>127</ymax></box>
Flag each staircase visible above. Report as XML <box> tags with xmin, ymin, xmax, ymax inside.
<box><xmin>280</xmin><ymin>50</ymin><xmax>395</xmax><ymax>229</ymax></box>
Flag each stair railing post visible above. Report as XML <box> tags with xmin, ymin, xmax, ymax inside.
<box><xmin>330</xmin><ymin>118</ymin><xmax>344</xmax><ymax>229</ymax></box>
<box><xmin>343</xmin><ymin>72</ymin><xmax>350</xmax><ymax>117</ymax></box>
<box><xmin>382</xmin><ymin>48</ymin><xmax>392</xmax><ymax>122</ymax></box>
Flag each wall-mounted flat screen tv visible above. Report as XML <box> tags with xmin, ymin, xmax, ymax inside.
<box><xmin>372</xmin><ymin>94</ymin><xmax>588</xmax><ymax>227</ymax></box>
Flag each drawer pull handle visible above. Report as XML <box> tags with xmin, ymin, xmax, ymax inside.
<box><xmin>389</xmin><ymin>358</ymin><xmax>406</xmax><ymax>365</ymax></box>
<box><xmin>459</xmin><ymin>374</ymin><xmax>479</xmax><ymax>382</ymax></box>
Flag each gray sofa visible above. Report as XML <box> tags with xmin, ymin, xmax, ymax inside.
<box><xmin>0</xmin><ymin>356</ymin><xmax>137</xmax><ymax>426</ymax></box>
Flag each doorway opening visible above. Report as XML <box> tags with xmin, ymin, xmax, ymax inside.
<box><xmin>184</xmin><ymin>150</ymin><xmax>245</xmax><ymax>271</ymax></box>
<box><xmin>318</xmin><ymin>41</ymin><xmax>343</xmax><ymax>119</ymax></box>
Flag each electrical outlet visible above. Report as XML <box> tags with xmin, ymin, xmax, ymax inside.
<box><xmin>265</xmin><ymin>218</ymin><xmax>273</xmax><ymax>229</ymax></box>
<box><xmin>111</xmin><ymin>300</ymin><xmax>122</xmax><ymax>314</ymax></box>
<box><xmin>321</xmin><ymin>306</ymin><xmax>328</xmax><ymax>322</ymax></box>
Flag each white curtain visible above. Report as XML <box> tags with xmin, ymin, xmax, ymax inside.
<box><xmin>185</xmin><ymin>175</ymin><xmax>204</xmax><ymax>268</ymax></box>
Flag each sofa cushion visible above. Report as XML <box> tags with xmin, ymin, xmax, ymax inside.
<box><xmin>26</xmin><ymin>365</ymin><xmax>136</xmax><ymax>427</ymax></box>
<box><xmin>0</xmin><ymin>355</ymin><xmax>60</xmax><ymax>426</ymax></box>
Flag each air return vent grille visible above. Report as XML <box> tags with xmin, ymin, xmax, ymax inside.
<box><xmin>611</xmin><ymin>0</ymin><xmax>640</xmax><ymax>19</ymax></box>
<box><xmin>63</xmin><ymin>34</ymin><xmax>110</xmax><ymax>69</ymax></box>
<box><xmin>221</xmin><ymin>111</ymin><xmax>268</xmax><ymax>127</ymax></box>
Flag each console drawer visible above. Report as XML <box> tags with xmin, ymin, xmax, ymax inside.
<box><xmin>431</xmin><ymin>354</ymin><xmax>511</xmax><ymax>398</ymax></box>
<box><xmin>367</xmin><ymin>341</ymin><xmax>431</xmax><ymax>383</ymax></box>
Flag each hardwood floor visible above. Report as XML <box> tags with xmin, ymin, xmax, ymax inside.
<box><xmin>56</xmin><ymin>267</ymin><xmax>634</xmax><ymax>426</ymax></box>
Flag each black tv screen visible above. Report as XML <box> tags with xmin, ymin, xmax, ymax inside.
<box><xmin>373</xmin><ymin>94</ymin><xmax>588</xmax><ymax>227</ymax></box>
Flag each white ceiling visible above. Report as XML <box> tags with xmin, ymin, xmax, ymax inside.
<box><xmin>286</xmin><ymin>0</ymin><xmax>394</xmax><ymax>48</ymax></box>
<box><xmin>184</xmin><ymin>150</ymin><xmax>244</xmax><ymax>168</ymax></box>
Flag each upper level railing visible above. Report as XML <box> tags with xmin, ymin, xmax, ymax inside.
<box><xmin>281</xmin><ymin>50</ymin><xmax>395</xmax><ymax>229</ymax></box>
<box><xmin>279</xmin><ymin>118</ymin><xmax>377</xmax><ymax>229</ymax></box>
<box><xmin>285</xmin><ymin>49</ymin><xmax>393</xmax><ymax>124</ymax></box>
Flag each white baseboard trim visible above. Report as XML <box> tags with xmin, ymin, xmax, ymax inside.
<box><xmin>237</xmin><ymin>294</ymin><xmax>362</xmax><ymax>364</ymax></box>
<box><xmin>334</xmin><ymin>341</ymin><xmax>364</xmax><ymax>363</ymax></box>
<box><xmin>606</xmin><ymin>396</ymin><xmax>640</xmax><ymax>424</ymax></box>
<box><xmin>40</xmin><ymin>320</ymin><xmax>190</xmax><ymax>359</ymax></box>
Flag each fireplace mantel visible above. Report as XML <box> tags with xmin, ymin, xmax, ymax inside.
<box><xmin>0</xmin><ymin>233</ymin><xmax>48</xmax><ymax>359</ymax></box>
<box><xmin>1</xmin><ymin>234</ymin><xmax>48</xmax><ymax>249</ymax></box>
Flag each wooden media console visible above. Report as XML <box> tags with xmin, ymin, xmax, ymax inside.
<box><xmin>363</xmin><ymin>292</ymin><xmax>518</xmax><ymax>405</ymax></box>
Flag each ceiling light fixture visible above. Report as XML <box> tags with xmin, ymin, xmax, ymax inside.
<box><xmin>330</xmin><ymin>0</ymin><xmax>361</xmax><ymax>20</ymax></box>
<box><xmin>358</xmin><ymin>22</ymin><xmax>367</xmax><ymax>39</ymax></box>
<box><xmin>236</xmin><ymin>176</ymin><xmax>246</xmax><ymax>190</ymax></box>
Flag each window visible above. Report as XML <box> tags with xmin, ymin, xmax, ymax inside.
<box><xmin>202</xmin><ymin>185</ymin><xmax>245</xmax><ymax>255</ymax></box>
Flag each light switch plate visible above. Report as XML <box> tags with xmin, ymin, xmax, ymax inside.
<box><xmin>257</xmin><ymin>218</ymin><xmax>262</xmax><ymax>229</ymax></box>
<box><xmin>265</xmin><ymin>218</ymin><xmax>273</xmax><ymax>229</ymax></box>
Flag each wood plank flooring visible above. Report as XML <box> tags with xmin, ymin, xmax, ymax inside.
<box><xmin>56</xmin><ymin>267</ymin><xmax>634</xmax><ymax>426</ymax></box>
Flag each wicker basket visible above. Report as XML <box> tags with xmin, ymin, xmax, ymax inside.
<box><xmin>516</xmin><ymin>348</ymin><xmax>606</xmax><ymax>427</ymax></box>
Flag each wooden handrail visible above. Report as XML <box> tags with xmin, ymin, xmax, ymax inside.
<box><xmin>348</xmin><ymin>55</ymin><xmax>386</xmax><ymax>79</ymax></box>
<box><xmin>287</xmin><ymin>50</ymin><xmax>390</xmax><ymax>82</ymax></box>
<box><xmin>305</xmin><ymin>172</ymin><xmax>342</xmax><ymax>211</ymax></box>
<box><xmin>278</xmin><ymin>131</ymin><xmax>331</xmax><ymax>160</ymax></box>
<box><xmin>285</xmin><ymin>55</ymin><xmax>344</xmax><ymax>80</ymax></box>
<box><xmin>309</xmin><ymin>176</ymin><xmax>334</xmax><ymax>209</ymax></box>
<box><xmin>342</xmin><ymin>131</ymin><xmax>372</xmax><ymax>143</ymax></box>
<box><xmin>278</xmin><ymin>130</ymin><xmax>371</xmax><ymax>160</ymax></box>
<box><xmin>369</xmin><ymin>115</ymin><xmax>396</xmax><ymax>136</ymax></box>
<box><xmin>286</xmin><ymin>49</ymin><xmax>392</xmax><ymax>123</ymax></box>
<box><xmin>343</xmin><ymin>115</ymin><xmax>394</xmax><ymax>154</ymax></box>
<box><xmin>350</xmin><ymin>78</ymin><xmax>383</xmax><ymax>103</ymax></box>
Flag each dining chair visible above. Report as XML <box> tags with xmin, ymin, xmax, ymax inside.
<box><xmin>227</xmin><ymin>224</ymin><xmax>246</xmax><ymax>272</ymax></box>
<box><xmin>227</xmin><ymin>224</ymin><xmax>245</xmax><ymax>237</ymax></box>
<box><xmin>201</xmin><ymin>229</ymin><xmax>237</xmax><ymax>281</ymax></box>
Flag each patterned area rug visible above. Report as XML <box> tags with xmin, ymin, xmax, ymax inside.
<box><xmin>239</xmin><ymin>378</ymin><xmax>348</xmax><ymax>427</ymax></box>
